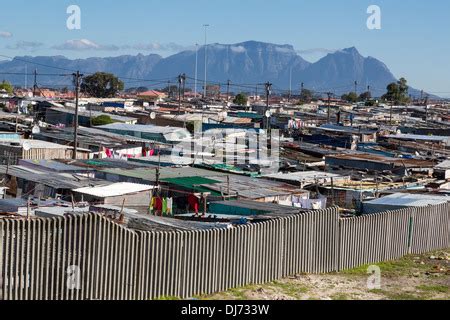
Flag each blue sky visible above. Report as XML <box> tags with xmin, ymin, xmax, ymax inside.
<box><xmin>0</xmin><ymin>0</ymin><xmax>449</xmax><ymax>95</ymax></box>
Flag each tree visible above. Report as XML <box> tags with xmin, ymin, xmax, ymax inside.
<box><xmin>233</xmin><ymin>93</ymin><xmax>248</xmax><ymax>106</ymax></box>
<box><xmin>81</xmin><ymin>72</ymin><xmax>124</xmax><ymax>98</ymax></box>
<box><xmin>382</xmin><ymin>77</ymin><xmax>410</xmax><ymax>105</ymax></box>
<box><xmin>0</xmin><ymin>80</ymin><xmax>13</xmax><ymax>94</ymax></box>
<box><xmin>91</xmin><ymin>115</ymin><xmax>115</xmax><ymax>126</ymax></box>
<box><xmin>358</xmin><ymin>91</ymin><xmax>372</xmax><ymax>101</ymax></box>
<box><xmin>161</xmin><ymin>85</ymin><xmax>179</xmax><ymax>94</ymax></box>
<box><xmin>299</xmin><ymin>89</ymin><xmax>314</xmax><ymax>103</ymax></box>
<box><xmin>341</xmin><ymin>92</ymin><xmax>358</xmax><ymax>103</ymax></box>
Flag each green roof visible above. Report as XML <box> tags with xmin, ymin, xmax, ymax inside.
<box><xmin>100</xmin><ymin>166</ymin><xmax>229</xmax><ymax>181</ymax></box>
<box><xmin>236</xmin><ymin>112</ymin><xmax>262</xmax><ymax>119</ymax></box>
<box><xmin>161</xmin><ymin>176</ymin><xmax>222</xmax><ymax>195</ymax></box>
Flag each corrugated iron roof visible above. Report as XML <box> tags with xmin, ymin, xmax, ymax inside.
<box><xmin>365</xmin><ymin>193</ymin><xmax>450</xmax><ymax>207</ymax></box>
<box><xmin>73</xmin><ymin>182</ymin><xmax>155</xmax><ymax>198</ymax></box>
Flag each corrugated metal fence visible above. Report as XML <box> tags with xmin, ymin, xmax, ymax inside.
<box><xmin>0</xmin><ymin>204</ymin><xmax>448</xmax><ymax>300</ymax></box>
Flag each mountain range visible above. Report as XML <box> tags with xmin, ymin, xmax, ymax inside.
<box><xmin>0</xmin><ymin>41</ymin><xmax>423</xmax><ymax>98</ymax></box>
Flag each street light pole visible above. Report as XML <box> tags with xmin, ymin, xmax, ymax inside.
<box><xmin>265</xmin><ymin>82</ymin><xmax>272</xmax><ymax>130</ymax></box>
<box><xmin>194</xmin><ymin>43</ymin><xmax>198</xmax><ymax>98</ymax></box>
<box><xmin>203</xmin><ymin>24</ymin><xmax>209</xmax><ymax>98</ymax></box>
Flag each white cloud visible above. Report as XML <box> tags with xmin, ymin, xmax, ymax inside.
<box><xmin>230</xmin><ymin>45</ymin><xmax>246</xmax><ymax>53</ymax></box>
<box><xmin>297</xmin><ymin>48</ymin><xmax>337</xmax><ymax>55</ymax></box>
<box><xmin>53</xmin><ymin>39</ymin><xmax>119</xmax><ymax>51</ymax></box>
<box><xmin>0</xmin><ymin>31</ymin><xmax>12</xmax><ymax>38</ymax></box>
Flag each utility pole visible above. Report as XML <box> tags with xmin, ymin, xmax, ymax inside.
<box><xmin>24</xmin><ymin>65</ymin><xmax>27</xmax><ymax>91</ymax></box>
<box><xmin>33</xmin><ymin>69</ymin><xmax>38</xmax><ymax>97</ymax></box>
<box><xmin>425</xmin><ymin>95</ymin><xmax>429</xmax><ymax>123</ymax></box>
<box><xmin>226</xmin><ymin>80</ymin><xmax>231</xmax><ymax>103</ymax></box>
<box><xmin>288</xmin><ymin>67</ymin><xmax>292</xmax><ymax>102</ymax></box>
<box><xmin>203</xmin><ymin>24</ymin><xmax>209</xmax><ymax>98</ymax></box>
<box><xmin>182</xmin><ymin>73</ymin><xmax>186</xmax><ymax>101</ymax></box>
<box><xmin>156</xmin><ymin>145</ymin><xmax>161</xmax><ymax>186</ymax></box>
<box><xmin>390</xmin><ymin>104</ymin><xmax>393</xmax><ymax>125</ymax></box>
<box><xmin>167</xmin><ymin>80</ymin><xmax>171</xmax><ymax>99</ymax></box>
<box><xmin>265</xmin><ymin>82</ymin><xmax>272</xmax><ymax>130</ymax></box>
<box><xmin>327</xmin><ymin>92</ymin><xmax>333</xmax><ymax>123</ymax></box>
<box><xmin>73</xmin><ymin>71</ymin><xmax>83</xmax><ymax>160</ymax></box>
<box><xmin>300</xmin><ymin>82</ymin><xmax>304</xmax><ymax>103</ymax></box>
<box><xmin>15</xmin><ymin>101</ymin><xmax>19</xmax><ymax>133</ymax></box>
<box><xmin>178</xmin><ymin>74</ymin><xmax>184</xmax><ymax>115</ymax></box>
<box><xmin>194</xmin><ymin>43</ymin><xmax>199</xmax><ymax>98</ymax></box>
<box><xmin>331</xmin><ymin>178</ymin><xmax>335</xmax><ymax>206</ymax></box>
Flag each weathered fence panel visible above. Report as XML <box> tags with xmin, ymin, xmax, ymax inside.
<box><xmin>0</xmin><ymin>204</ymin><xmax>449</xmax><ymax>300</ymax></box>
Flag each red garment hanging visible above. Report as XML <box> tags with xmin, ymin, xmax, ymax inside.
<box><xmin>188</xmin><ymin>195</ymin><xmax>199</xmax><ymax>214</ymax></box>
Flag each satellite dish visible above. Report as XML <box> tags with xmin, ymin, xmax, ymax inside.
<box><xmin>265</xmin><ymin>111</ymin><xmax>272</xmax><ymax>118</ymax></box>
<box><xmin>150</xmin><ymin>112</ymin><xmax>156</xmax><ymax>120</ymax></box>
<box><xmin>32</xmin><ymin>125</ymin><xmax>40</xmax><ymax>135</ymax></box>
<box><xmin>22</xmin><ymin>141</ymin><xmax>31</xmax><ymax>151</ymax></box>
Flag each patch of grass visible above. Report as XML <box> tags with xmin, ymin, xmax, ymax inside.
<box><xmin>227</xmin><ymin>288</ymin><xmax>249</xmax><ymax>300</ymax></box>
<box><xmin>341</xmin><ymin>254</ymin><xmax>431</xmax><ymax>276</ymax></box>
<box><xmin>383</xmin><ymin>291</ymin><xmax>427</xmax><ymax>300</ymax></box>
<box><xmin>331</xmin><ymin>293</ymin><xmax>351</xmax><ymax>300</ymax></box>
<box><xmin>155</xmin><ymin>296</ymin><xmax>181</xmax><ymax>300</ymax></box>
<box><xmin>269</xmin><ymin>280</ymin><xmax>309</xmax><ymax>298</ymax></box>
<box><xmin>416</xmin><ymin>285</ymin><xmax>449</xmax><ymax>294</ymax></box>
<box><xmin>368</xmin><ymin>289</ymin><xmax>384</xmax><ymax>295</ymax></box>
<box><xmin>368</xmin><ymin>289</ymin><xmax>428</xmax><ymax>300</ymax></box>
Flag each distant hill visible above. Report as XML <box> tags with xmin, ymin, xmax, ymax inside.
<box><xmin>0</xmin><ymin>41</ymin><xmax>427</xmax><ymax>98</ymax></box>
<box><xmin>0</xmin><ymin>54</ymin><xmax>162</xmax><ymax>88</ymax></box>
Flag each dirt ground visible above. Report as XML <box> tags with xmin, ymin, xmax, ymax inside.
<box><xmin>201</xmin><ymin>250</ymin><xmax>449</xmax><ymax>300</ymax></box>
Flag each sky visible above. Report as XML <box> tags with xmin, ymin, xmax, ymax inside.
<box><xmin>0</xmin><ymin>0</ymin><xmax>449</xmax><ymax>95</ymax></box>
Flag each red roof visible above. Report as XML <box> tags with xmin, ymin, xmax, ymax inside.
<box><xmin>138</xmin><ymin>90</ymin><xmax>166</xmax><ymax>97</ymax></box>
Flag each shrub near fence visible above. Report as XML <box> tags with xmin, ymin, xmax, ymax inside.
<box><xmin>0</xmin><ymin>204</ymin><xmax>449</xmax><ymax>300</ymax></box>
